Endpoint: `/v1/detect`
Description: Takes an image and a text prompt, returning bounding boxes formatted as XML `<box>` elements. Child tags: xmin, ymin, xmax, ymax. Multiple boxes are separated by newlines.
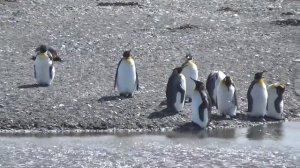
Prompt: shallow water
<box><xmin>0</xmin><ymin>122</ymin><xmax>299</xmax><ymax>167</ymax></box>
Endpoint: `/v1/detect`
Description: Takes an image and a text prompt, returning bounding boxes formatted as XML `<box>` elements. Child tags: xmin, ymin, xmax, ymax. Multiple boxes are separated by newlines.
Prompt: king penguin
<box><xmin>191</xmin><ymin>78</ymin><xmax>212</xmax><ymax>128</ymax></box>
<box><xmin>217</xmin><ymin>76</ymin><xmax>238</xmax><ymax>117</ymax></box>
<box><xmin>247</xmin><ymin>71</ymin><xmax>268</xmax><ymax>117</ymax></box>
<box><xmin>181</xmin><ymin>53</ymin><xmax>198</xmax><ymax>103</ymax></box>
<box><xmin>114</xmin><ymin>50</ymin><xmax>139</xmax><ymax>98</ymax></box>
<box><xmin>266</xmin><ymin>83</ymin><xmax>286</xmax><ymax>120</ymax></box>
<box><xmin>206</xmin><ymin>71</ymin><xmax>226</xmax><ymax>108</ymax></box>
<box><xmin>34</xmin><ymin>45</ymin><xmax>55</xmax><ymax>86</ymax></box>
<box><xmin>166</xmin><ymin>67</ymin><xmax>186</xmax><ymax>112</ymax></box>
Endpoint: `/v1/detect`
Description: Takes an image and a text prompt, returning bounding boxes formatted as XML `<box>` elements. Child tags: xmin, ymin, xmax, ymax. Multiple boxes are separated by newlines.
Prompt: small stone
<box><xmin>59</xmin><ymin>104</ymin><xmax>64</xmax><ymax>107</ymax></box>
<box><xmin>0</xmin><ymin>104</ymin><xmax>4</xmax><ymax>108</ymax></box>
<box><xmin>293</xmin><ymin>59</ymin><xmax>300</xmax><ymax>62</ymax></box>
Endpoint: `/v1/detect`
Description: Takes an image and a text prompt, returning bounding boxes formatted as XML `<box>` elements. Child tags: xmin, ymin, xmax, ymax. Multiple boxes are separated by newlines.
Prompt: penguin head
<box><xmin>223</xmin><ymin>76</ymin><xmax>233</xmax><ymax>87</ymax></box>
<box><xmin>274</xmin><ymin>83</ymin><xmax>286</xmax><ymax>95</ymax></box>
<box><xmin>254</xmin><ymin>71</ymin><xmax>266</xmax><ymax>80</ymax></box>
<box><xmin>185</xmin><ymin>53</ymin><xmax>193</xmax><ymax>61</ymax></box>
<box><xmin>38</xmin><ymin>45</ymin><xmax>47</xmax><ymax>53</ymax></box>
<box><xmin>173</xmin><ymin>67</ymin><xmax>183</xmax><ymax>74</ymax></box>
<box><xmin>190</xmin><ymin>77</ymin><xmax>205</xmax><ymax>91</ymax></box>
<box><xmin>123</xmin><ymin>50</ymin><xmax>131</xmax><ymax>58</ymax></box>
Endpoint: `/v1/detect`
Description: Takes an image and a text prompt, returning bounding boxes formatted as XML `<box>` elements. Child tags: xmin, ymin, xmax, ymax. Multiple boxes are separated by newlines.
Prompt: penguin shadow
<box><xmin>97</xmin><ymin>95</ymin><xmax>121</xmax><ymax>102</ymax></box>
<box><xmin>147</xmin><ymin>108</ymin><xmax>178</xmax><ymax>119</ymax></box>
<box><xmin>18</xmin><ymin>84</ymin><xmax>49</xmax><ymax>89</ymax></box>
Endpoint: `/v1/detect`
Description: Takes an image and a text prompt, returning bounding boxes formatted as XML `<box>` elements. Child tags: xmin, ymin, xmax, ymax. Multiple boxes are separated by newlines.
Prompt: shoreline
<box><xmin>0</xmin><ymin>117</ymin><xmax>298</xmax><ymax>136</ymax></box>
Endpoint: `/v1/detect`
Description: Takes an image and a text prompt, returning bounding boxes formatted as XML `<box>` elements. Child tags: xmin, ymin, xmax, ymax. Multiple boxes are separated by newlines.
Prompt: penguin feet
<box><xmin>119</xmin><ymin>93</ymin><xmax>133</xmax><ymax>98</ymax></box>
<box><xmin>38</xmin><ymin>83</ymin><xmax>50</xmax><ymax>87</ymax></box>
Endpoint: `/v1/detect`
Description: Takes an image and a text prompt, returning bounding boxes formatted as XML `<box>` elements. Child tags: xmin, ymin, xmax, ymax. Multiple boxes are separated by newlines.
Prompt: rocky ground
<box><xmin>0</xmin><ymin>0</ymin><xmax>299</xmax><ymax>133</ymax></box>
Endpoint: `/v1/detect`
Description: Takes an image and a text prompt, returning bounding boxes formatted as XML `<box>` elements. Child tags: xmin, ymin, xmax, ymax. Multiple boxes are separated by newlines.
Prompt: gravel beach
<box><xmin>0</xmin><ymin>0</ymin><xmax>299</xmax><ymax>133</ymax></box>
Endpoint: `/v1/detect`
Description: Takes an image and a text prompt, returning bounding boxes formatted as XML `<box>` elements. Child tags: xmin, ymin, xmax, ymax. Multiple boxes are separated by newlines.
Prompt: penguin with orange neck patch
<box><xmin>217</xmin><ymin>76</ymin><xmax>238</xmax><ymax>118</ymax></box>
<box><xmin>114</xmin><ymin>50</ymin><xmax>139</xmax><ymax>98</ymax></box>
<box><xmin>247</xmin><ymin>71</ymin><xmax>268</xmax><ymax>117</ymax></box>
<box><xmin>34</xmin><ymin>45</ymin><xmax>55</xmax><ymax>86</ymax></box>
<box><xmin>266</xmin><ymin>83</ymin><xmax>286</xmax><ymax>120</ymax></box>
<box><xmin>181</xmin><ymin>53</ymin><xmax>198</xmax><ymax>103</ymax></box>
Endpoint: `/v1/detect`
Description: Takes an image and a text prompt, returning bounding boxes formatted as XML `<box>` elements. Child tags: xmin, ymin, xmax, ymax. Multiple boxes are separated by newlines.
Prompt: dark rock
<box><xmin>281</xmin><ymin>12</ymin><xmax>294</xmax><ymax>16</ymax></box>
<box><xmin>167</xmin><ymin>24</ymin><xmax>199</xmax><ymax>32</ymax></box>
<box><xmin>217</xmin><ymin>7</ymin><xmax>239</xmax><ymax>13</ymax></box>
<box><xmin>271</xmin><ymin>19</ymin><xmax>300</xmax><ymax>26</ymax></box>
<box><xmin>97</xmin><ymin>2</ymin><xmax>141</xmax><ymax>7</ymax></box>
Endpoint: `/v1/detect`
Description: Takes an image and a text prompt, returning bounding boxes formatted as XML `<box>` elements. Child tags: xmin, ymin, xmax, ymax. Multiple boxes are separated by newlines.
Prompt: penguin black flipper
<box><xmin>274</xmin><ymin>90</ymin><xmax>283</xmax><ymax>113</ymax></box>
<box><xmin>233</xmin><ymin>87</ymin><xmax>238</xmax><ymax>110</ymax></box>
<box><xmin>178</xmin><ymin>83</ymin><xmax>186</xmax><ymax>104</ymax></box>
<box><xmin>49</xmin><ymin>64</ymin><xmax>53</xmax><ymax>79</ymax></box>
<box><xmin>47</xmin><ymin>47</ymin><xmax>61</xmax><ymax>61</ymax></box>
<box><xmin>247</xmin><ymin>81</ymin><xmax>256</xmax><ymax>112</ymax></box>
<box><xmin>199</xmin><ymin>103</ymin><xmax>205</xmax><ymax>122</ymax></box>
<box><xmin>34</xmin><ymin>65</ymin><xmax>36</xmax><ymax>79</ymax></box>
<box><xmin>206</xmin><ymin>73</ymin><xmax>217</xmax><ymax>106</ymax></box>
<box><xmin>198</xmin><ymin>91</ymin><xmax>208</xmax><ymax>122</ymax></box>
<box><xmin>114</xmin><ymin>59</ymin><xmax>122</xmax><ymax>89</ymax></box>
<box><xmin>136</xmin><ymin>71</ymin><xmax>139</xmax><ymax>90</ymax></box>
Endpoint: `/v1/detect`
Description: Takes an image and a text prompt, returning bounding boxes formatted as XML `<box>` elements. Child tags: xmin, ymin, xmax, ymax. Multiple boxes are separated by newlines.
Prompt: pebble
<box><xmin>0</xmin><ymin>104</ymin><xmax>4</xmax><ymax>108</ymax></box>
<box><xmin>293</xmin><ymin>59</ymin><xmax>300</xmax><ymax>62</ymax></box>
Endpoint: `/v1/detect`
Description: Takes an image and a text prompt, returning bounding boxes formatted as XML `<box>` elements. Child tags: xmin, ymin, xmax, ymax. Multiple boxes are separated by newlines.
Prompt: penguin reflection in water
<box><xmin>181</xmin><ymin>53</ymin><xmax>198</xmax><ymax>103</ymax></box>
<box><xmin>114</xmin><ymin>50</ymin><xmax>139</xmax><ymax>98</ymax></box>
<box><xmin>247</xmin><ymin>71</ymin><xmax>268</xmax><ymax>117</ymax></box>
<box><xmin>34</xmin><ymin>45</ymin><xmax>55</xmax><ymax>86</ymax></box>
<box><xmin>190</xmin><ymin>78</ymin><xmax>212</xmax><ymax>128</ymax></box>
<box><xmin>217</xmin><ymin>76</ymin><xmax>238</xmax><ymax>118</ymax></box>
<box><xmin>266</xmin><ymin>83</ymin><xmax>286</xmax><ymax>120</ymax></box>
<box><xmin>166</xmin><ymin>67</ymin><xmax>186</xmax><ymax>113</ymax></box>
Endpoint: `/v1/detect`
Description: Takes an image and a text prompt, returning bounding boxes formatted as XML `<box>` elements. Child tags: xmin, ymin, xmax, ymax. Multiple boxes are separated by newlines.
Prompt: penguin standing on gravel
<box><xmin>181</xmin><ymin>53</ymin><xmax>198</xmax><ymax>103</ymax></box>
<box><xmin>247</xmin><ymin>71</ymin><xmax>268</xmax><ymax>117</ymax></box>
<box><xmin>166</xmin><ymin>67</ymin><xmax>186</xmax><ymax>112</ymax></box>
<box><xmin>34</xmin><ymin>45</ymin><xmax>55</xmax><ymax>86</ymax></box>
<box><xmin>266</xmin><ymin>83</ymin><xmax>286</xmax><ymax>120</ymax></box>
<box><xmin>114</xmin><ymin>50</ymin><xmax>139</xmax><ymax>98</ymax></box>
<box><xmin>206</xmin><ymin>71</ymin><xmax>226</xmax><ymax>108</ymax></box>
<box><xmin>191</xmin><ymin>78</ymin><xmax>211</xmax><ymax>128</ymax></box>
<box><xmin>217</xmin><ymin>76</ymin><xmax>238</xmax><ymax>118</ymax></box>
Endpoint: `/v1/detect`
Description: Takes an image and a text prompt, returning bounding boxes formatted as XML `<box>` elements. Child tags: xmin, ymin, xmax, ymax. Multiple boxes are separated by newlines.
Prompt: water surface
<box><xmin>0</xmin><ymin>122</ymin><xmax>299</xmax><ymax>167</ymax></box>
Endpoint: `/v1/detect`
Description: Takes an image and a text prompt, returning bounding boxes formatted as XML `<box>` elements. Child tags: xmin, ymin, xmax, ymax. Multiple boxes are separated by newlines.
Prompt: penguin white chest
<box><xmin>192</xmin><ymin>91</ymin><xmax>209</xmax><ymax>128</ymax></box>
<box><xmin>217</xmin><ymin>85</ymin><xmax>237</xmax><ymax>116</ymax></box>
<box><xmin>182</xmin><ymin>66</ymin><xmax>198</xmax><ymax>99</ymax></box>
<box><xmin>213</xmin><ymin>72</ymin><xmax>226</xmax><ymax>105</ymax></box>
<box><xmin>117</xmin><ymin>61</ymin><xmax>136</xmax><ymax>94</ymax></box>
<box><xmin>250</xmin><ymin>84</ymin><xmax>268</xmax><ymax>116</ymax></box>
<box><xmin>34</xmin><ymin>58</ymin><xmax>55</xmax><ymax>85</ymax></box>
<box><xmin>266</xmin><ymin>87</ymin><xmax>284</xmax><ymax>119</ymax></box>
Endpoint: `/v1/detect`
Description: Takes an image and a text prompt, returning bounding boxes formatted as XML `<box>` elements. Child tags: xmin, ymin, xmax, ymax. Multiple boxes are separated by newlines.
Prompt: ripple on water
<box><xmin>0</xmin><ymin>122</ymin><xmax>300</xmax><ymax>167</ymax></box>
